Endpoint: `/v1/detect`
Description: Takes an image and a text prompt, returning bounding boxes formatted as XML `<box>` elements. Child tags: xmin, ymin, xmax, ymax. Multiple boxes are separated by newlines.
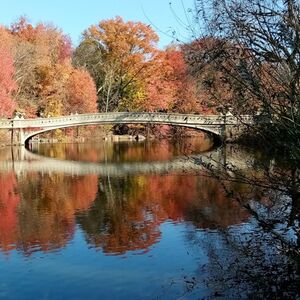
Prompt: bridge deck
<box><xmin>0</xmin><ymin>112</ymin><xmax>257</xmax><ymax>129</ymax></box>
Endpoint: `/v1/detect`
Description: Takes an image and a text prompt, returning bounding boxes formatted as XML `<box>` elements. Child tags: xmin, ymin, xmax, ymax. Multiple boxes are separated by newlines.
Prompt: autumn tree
<box><xmin>187</xmin><ymin>2</ymin><xmax>300</xmax><ymax>217</ymax></box>
<box><xmin>183</xmin><ymin>38</ymin><xmax>244</xmax><ymax>114</ymax></box>
<box><xmin>8</xmin><ymin>18</ymin><xmax>71</xmax><ymax>116</ymax></box>
<box><xmin>73</xmin><ymin>16</ymin><xmax>159</xmax><ymax>112</ymax></box>
<box><xmin>164</xmin><ymin>48</ymin><xmax>200</xmax><ymax>113</ymax></box>
<box><xmin>66</xmin><ymin>68</ymin><xmax>98</xmax><ymax>114</ymax></box>
<box><xmin>0</xmin><ymin>18</ymin><xmax>98</xmax><ymax>120</ymax></box>
<box><xmin>0</xmin><ymin>27</ymin><xmax>16</xmax><ymax>117</ymax></box>
<box><xmin>140</xmin><ymin>46</ymin><xmax>211</xmax><ymax>116</ymax></box>
<box><xmin>141</xmin><ymin>49</ymin><xmax>179</xmax><ymax>112</ymax></box>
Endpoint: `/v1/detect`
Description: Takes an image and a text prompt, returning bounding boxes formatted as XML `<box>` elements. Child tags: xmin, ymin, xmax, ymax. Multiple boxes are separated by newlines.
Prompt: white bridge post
<box><xmin>19</xmin><ymin>128</ymin><xmax>25</xmax><ymax>146</ymax></box>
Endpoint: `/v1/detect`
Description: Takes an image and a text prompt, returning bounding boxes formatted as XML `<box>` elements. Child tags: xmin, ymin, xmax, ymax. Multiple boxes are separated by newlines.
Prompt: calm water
<box><xmin>0</xmin><ymin>138</ymin><xmax>296</xmax><ymax>299</ymax></box>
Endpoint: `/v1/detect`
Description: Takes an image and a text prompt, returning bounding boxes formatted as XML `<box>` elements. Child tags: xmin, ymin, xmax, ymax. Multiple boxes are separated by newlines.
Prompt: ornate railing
<box><xmin>0</xmin><ymin>112</ymin><xmax>261</xmax><ymax>129</ymax></box>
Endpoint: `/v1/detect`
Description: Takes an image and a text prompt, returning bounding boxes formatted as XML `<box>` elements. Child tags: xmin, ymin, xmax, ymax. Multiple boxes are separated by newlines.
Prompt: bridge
<box><xmin>0</xmin><ymin>112</ymin><xmax>266</xmax><ymax>145</ymax></box>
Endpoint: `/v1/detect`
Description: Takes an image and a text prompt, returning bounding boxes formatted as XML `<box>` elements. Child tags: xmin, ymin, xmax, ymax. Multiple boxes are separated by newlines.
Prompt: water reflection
<box><xmin>0</xmin><ymin>172</ymin><xmax>20</xmax><ymax>252</ymax></box>
<box><xmin>1</xmin><ymin>138</ymin><xmax>297</xmax><ymax>299</ymax></box>
<box><xmin>31</xmin><ymin>137</ymin><xmax>213</xmax><ymax>162</ymax></box>
<box><xmin>77</xmin><ymin>174</ymin><xmax>249</xmax><ymax>255</ymax></box>
<box><xmin>0</xmin><ymin>139</ymin><xmax>249</xmax><ymax>256</ymax></box>
<box><xmin>0</xmin><ymin>171</ymin><xmax>98</xmax><ymax>254</ymax></box>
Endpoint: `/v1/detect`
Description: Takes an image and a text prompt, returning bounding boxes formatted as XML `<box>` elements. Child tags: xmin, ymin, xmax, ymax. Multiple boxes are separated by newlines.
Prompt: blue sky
<box><xmin>0</xmin><ymin>0</ymin><xmax>197</xmax><ymax>48</ymax></box>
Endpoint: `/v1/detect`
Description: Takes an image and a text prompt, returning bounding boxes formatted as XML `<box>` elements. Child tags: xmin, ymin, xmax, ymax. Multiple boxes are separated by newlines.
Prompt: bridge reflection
<box><xmin>0</xmin><ymin>144</ymin><xmax>250</xmax><ymax>177</ymax></box>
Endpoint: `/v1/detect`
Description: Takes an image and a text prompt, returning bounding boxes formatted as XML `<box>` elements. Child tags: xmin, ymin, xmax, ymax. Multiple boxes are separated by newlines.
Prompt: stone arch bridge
<box><xmin>0</xmin><ymin>112</ymin><xmax>264</xmax><ymax>145</ymax></box>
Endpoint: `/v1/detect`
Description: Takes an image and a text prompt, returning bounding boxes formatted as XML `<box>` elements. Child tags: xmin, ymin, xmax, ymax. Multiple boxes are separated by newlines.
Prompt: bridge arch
<box><xmin>21</xmin><ymin>119</ymin><xmax>223</xmax><ymax>145</ymax></box>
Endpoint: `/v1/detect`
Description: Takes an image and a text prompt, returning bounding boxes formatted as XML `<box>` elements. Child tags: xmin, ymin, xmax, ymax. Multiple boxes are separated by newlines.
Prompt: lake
<box><xmin>0</xmin><ymin>137</ymin><xmax>298</xmax><ymax>299</ymax></box>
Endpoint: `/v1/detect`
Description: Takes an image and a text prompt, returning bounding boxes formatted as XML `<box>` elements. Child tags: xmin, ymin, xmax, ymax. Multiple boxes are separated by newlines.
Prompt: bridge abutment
<box><xmin>9</xmin><ymin>128</ymin><xmax>26</xmax><ymax>146</ymax></box>
<box><xmin>19</xmin><ymin>128</ymin><xmax>25</xmax><ymax>146</ymax></box>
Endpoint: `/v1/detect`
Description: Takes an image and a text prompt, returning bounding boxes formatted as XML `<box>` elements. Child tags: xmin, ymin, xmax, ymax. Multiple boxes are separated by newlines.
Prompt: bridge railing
<box><xmin>0</xmin><ymin>112</ymin><xmax>261</xmax><ymax>129</ymax></box>
<box><xmin>0</xmin><ymin>119</ymin><xmax>13</xmax><ymax>128</ymax></box>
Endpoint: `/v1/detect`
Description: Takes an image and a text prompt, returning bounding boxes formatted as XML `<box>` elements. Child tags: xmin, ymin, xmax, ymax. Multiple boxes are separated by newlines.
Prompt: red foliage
<box><xmin>142</xmin><ymin>50</ymin><xmax>178</xmax><ymax>111</ymax></box>
<box><xmin>11</xmin><ymin>18</ymin><xmax>72</xmax><ymax>62</ymax></box>
<box><xmin>66</xmin><ymin>69</ymin><xmax>98</xmax><ymax>113</ymax></box>
<box><xmin>0</xmin><ymin>45</ymin><xmax>16</xmax><ymax>117</ymax></box>
<box><xmin>143</xmin><ymin>47</ymin><xmax>210</xmax><ymax>114</ymax></box>
<box><xmin>58</xmin><ymin>34</ymin><xmax>72</xmax><ymax>63</ymax></box>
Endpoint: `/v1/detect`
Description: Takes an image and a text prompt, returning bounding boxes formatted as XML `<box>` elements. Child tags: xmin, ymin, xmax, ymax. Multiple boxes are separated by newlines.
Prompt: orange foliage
<box><xmin>143</xmin><ymin>47</ymin><xmax>212</xmax><ymax>114</ymax></box>
<box><xmin>0</xmin><ymin>28</ymin><xmax>16</xmax><ymax>117</ymax></box>
<box><xmin>88</xmin><ymin>16</ymin><xmax>158</xmax><ymax>68</ymax></box>
<box><xmin>10</xmin><ymin>17</ymin><xmax>71</xmax><ymax>65</ymax></box>
<box><xmin>0</xmin><ymin>17</ymin><xmax>98</xmax><ymax>118</ymax></box>
<box><xmin>0</xmin><ymin>17</ymin><xmax>224</xmax><ymax>118</ymax></box>
<box><xmin>83</xmin><ymin>16</ymin><xmax>159</xmax><ymax>111</ymax></box>
<box><xmin>66</xmin><ymin>69</ymin><xmax>98</xmax><ymax>113</ymax></box>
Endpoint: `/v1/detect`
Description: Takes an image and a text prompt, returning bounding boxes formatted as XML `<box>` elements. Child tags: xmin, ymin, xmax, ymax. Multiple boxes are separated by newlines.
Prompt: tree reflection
<box><xmin>184</xmin><ymin>213</ymin><xmax>299</xmax><ymax>298</ymax></box>
<box><xmin>32</xmin><ymin>136</ymin><xmax>213</xmax><ymax>163</ymax></box>
<box><xmin>177</xmin><ymin>148</ymin><xmax>300</xmax><ymax>298</ymax></box>
<box><xmin>76</xmin><ymin>176</ymin><xmax>162</xmax><ymax>254</ymax></box>
<box><xmin>0</xmin><ymin>142</ymin><xmax>252</xmax><ymax>257</ymax></box>
<box><xmin>0</xmin><ymin>172</ymin><xmax>20</xmax><ymax>252</ymax></box>
<box><xmin>77</xmin><ymin>173</ymin><xmax>249</xmax><ymax>255</ymax></box>
<box><xmin>0</xmin><ymin>172</ymin><xmax>98</xmax><ymax>254</ymax></box>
